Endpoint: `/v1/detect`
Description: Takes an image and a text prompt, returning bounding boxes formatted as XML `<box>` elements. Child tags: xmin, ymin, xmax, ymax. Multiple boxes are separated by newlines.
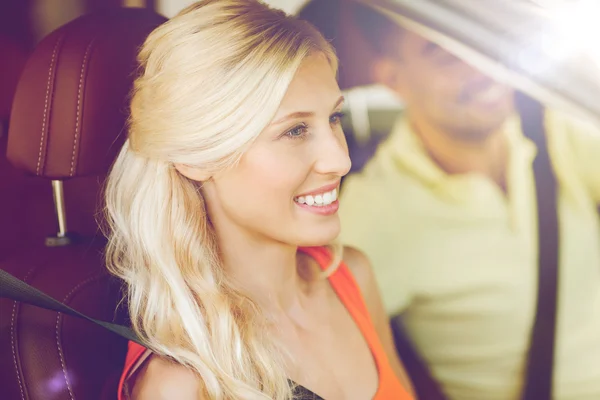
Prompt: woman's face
<box><xmin>202</xmin><ymin>53</ymin><xmax>351</xmax><ymax>247</ymax></box>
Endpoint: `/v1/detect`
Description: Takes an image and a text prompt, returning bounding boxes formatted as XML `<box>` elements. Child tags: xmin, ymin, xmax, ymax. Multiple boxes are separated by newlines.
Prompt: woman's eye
<box><xmin>330</xmin><ymin>112</ymin><xmax>345</xmax><ymax>125</ymax></box>
<box><xmin>281</xmin><ymin>113</ymin><xmax>344</xmax><ymax>141</ymax></box>
<box><xmin>284</xmin><ymin>124</ymin><xmax>308</xmax><ymax>139</ymax></box>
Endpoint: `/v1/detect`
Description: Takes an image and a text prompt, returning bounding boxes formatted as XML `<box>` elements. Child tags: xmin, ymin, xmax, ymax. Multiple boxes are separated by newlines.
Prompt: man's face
<box><xmin>376</xmin><ymin>31</ymin><xmax>514</xmax><ymax>141</ymax></box>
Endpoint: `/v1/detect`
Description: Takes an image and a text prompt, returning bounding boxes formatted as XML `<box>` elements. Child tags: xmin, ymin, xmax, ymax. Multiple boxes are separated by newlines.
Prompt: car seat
<box><xmin>0</xmin><ymin>8</ymin><xmax>165</xmax><ymax>400</ymax></box>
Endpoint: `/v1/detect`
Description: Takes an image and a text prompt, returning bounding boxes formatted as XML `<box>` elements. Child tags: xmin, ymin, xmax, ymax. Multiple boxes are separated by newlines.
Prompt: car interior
<box><xmin>0</xmin><ymin>2</ymin><xmax>401</xmax><ymax>398</ymax></box>
<box><xmin>2</xmin><ymin>1</ymin><xmax>597</xmax><ymax>400</ymax></box>
<box><xmin>0</xmin><ymin>3</ymin><xmax>416</xmax><ymax>398</ymax></box>
<box><xmin>0</xmin><ymin>7</ymin><xmax>168</xmax><ymax>399</ymax></box>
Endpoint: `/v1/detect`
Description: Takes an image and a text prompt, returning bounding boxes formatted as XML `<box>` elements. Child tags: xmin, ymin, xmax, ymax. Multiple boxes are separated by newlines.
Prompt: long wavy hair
<box><xmin>104</xmin><ymin>0</ymin><xmax>339</xmax><ymax>398</ymax></box>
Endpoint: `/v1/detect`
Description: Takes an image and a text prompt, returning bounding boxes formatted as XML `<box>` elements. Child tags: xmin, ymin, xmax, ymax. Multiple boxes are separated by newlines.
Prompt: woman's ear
<box><xmin>174</xmin><ymin>164</ymin><xmax>211</xmax><ymax>182</ymax></box>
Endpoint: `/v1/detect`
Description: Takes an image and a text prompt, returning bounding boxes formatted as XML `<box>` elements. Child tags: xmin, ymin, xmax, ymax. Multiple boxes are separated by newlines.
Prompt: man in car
<box><xmin>337</xmin><ymin>3</ymin><xmax>600</xmax><ymax>399</ymax></box>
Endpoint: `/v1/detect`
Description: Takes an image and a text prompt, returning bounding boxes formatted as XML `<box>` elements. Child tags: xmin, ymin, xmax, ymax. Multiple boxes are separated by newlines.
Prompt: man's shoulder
<box><xmin>545</xmin><ymin>109</ymin><xmax>600</xmax><ymax>144</ymax></box>
<box><xmin>342</xmin><ymin>150</ymin><xmax>422</xmax><ymax>199</ymax></box>
<box><xmin>339</xmin><ymin>170</ymin><xmax>428</xmax><ymax>249</ymax></box>
<box><xmin>341</xmin><ymin>159</ymin><xmax>431</xmax><ymax>220</ymax></box>
<box><xmin>545</xmin><ymin>109</ymin><xmax>600</xmax><ymax>170</ymax></box>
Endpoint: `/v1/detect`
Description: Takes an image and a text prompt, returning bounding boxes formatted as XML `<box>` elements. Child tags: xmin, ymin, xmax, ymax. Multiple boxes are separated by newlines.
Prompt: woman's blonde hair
<box><xmin>104</xmin><ymin>0</ymin><xmax>339</xmax><ymax>398</ymax></box>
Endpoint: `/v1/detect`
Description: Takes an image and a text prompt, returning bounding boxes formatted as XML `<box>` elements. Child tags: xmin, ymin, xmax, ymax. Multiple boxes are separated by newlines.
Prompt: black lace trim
<box><xmin>289</xmin><ymin>379</ymin><xmax>325</xmax><ymax>400</ymax></box>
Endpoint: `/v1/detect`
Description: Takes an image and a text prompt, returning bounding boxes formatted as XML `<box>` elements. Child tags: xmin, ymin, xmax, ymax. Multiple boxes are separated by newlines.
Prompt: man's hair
<box><xmin>350</xmin><ymin>1</ymin><xmax>405</xmax><ymax>58</ymax></box>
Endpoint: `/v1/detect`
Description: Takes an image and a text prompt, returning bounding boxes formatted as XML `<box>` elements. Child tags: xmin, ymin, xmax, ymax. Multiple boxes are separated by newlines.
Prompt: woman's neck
<box><xmin>216</xmin><ymin>229</ymin><xmax>312</xmax><ymax>314</ymax></box>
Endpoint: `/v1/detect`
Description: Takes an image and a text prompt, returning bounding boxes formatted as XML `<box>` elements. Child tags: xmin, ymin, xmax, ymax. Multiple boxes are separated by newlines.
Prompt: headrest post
<box><xmin>46</xmin><ymin>180</ymin><xmax>72</xmax><ymax>247</ymax></box>
<box><xmin>52</xmin><ymin>180</ymin><xmax>68</xmax><ymax>237</ymax></box>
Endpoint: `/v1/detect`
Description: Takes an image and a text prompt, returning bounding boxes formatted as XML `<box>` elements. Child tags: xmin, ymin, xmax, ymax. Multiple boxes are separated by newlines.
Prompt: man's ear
<box><xmin>334</xmin><ymin>2</ymin><xmax>381</xmax><ymax>89</ymax></box>
<box><xmin>174</xmin><ymin>163</ymin><xmax>211</xmax><ymax>182</ymax></box>
<box><xmin>372</xmin><ymin>57</ymin><xmax>408</xmax><ymax>98</ymax></box>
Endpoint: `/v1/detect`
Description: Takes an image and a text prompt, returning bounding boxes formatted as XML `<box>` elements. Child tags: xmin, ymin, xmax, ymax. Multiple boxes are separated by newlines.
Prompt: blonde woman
<box><xmin>107</xmin><ymin>0</ymin><xmax>414</xmax><ymax>399</ymax></box>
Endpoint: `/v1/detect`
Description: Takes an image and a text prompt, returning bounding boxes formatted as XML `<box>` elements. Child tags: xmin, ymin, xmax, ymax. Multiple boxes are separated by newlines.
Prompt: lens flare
<box><xmin>540</xmin><ymin>0</ymin><xmax>600</xmax><ymax>67</ymax></box>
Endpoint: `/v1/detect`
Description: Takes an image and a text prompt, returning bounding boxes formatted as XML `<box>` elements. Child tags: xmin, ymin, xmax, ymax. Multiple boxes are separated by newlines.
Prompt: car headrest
<box><xmin>7</xmin><ymin>8</ymin><xmax>166</xmax><ymax>180</ymax></box>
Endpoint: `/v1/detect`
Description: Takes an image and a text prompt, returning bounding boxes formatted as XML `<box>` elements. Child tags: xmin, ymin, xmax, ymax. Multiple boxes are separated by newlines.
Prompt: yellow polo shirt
<box><xmin>339</xmin><ymin>110</ymin><xmax>600</xmax><ymax>400</ymax></box>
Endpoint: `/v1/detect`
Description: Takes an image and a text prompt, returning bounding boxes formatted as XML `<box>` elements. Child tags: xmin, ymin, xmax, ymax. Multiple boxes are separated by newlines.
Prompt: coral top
<box><xmin>118</xmin><ymin>246</ymin><xmax>413</xmax><ymax>399</ymax></box>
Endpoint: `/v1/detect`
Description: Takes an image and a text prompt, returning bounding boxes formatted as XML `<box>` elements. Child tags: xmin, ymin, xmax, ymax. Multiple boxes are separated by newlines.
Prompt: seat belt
<box><xmin>0</xmin><ymin>268</ymin><xmax>143</xmax><ymax>346</ymax></box>
<box><xmin>516</xmin><ymin>93</ymin><xmax>560</xmax><ymax>400</ymax></box>
<box><xmin>0</xmin><ymin>267</ymin><xmax>327</xmax><ymax>399</ymax></box>
<box><xmin>391</xmin><ymin>318</ymin><xmax>447</xmax><ymax>400</ymax></box>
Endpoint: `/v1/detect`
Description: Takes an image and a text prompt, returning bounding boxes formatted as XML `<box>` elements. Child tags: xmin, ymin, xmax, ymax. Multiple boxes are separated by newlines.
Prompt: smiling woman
<box><xmin>104</xmin><ymin>0</ymin><xmax>414</xmax><ymax>399</ymax></box>
<box><xmin>175</xmin><ymin>53</ymin><xmax>351</xmax><ymax>250</ymax></box>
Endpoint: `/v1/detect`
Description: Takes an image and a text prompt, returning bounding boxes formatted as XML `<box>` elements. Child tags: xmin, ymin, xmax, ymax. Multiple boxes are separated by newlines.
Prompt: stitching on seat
<box><xmin>70</xmin><ymin>39</ymin><xmax>95</xmax><ymax>177</ymax></box>
<box><xmin>11</xmin><ymin>267</ymin><xmax>38</xmax><ymax>400</ymax></box>
<box><xmin>55</xmin><ymin>273</ymin><xmax>107</xmax><ymax>400</ymax></box>
<box><xmin>37</xmin><ymin>34</ymin><xmax>65</xmax><ymax>176</ymax></box>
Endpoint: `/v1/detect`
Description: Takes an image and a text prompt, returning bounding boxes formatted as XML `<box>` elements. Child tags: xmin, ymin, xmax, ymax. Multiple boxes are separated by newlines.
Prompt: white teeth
<box><xmin>294</xmin><ymin>188</ymin><xmax>338</xmax><ymax>207</ymax></box>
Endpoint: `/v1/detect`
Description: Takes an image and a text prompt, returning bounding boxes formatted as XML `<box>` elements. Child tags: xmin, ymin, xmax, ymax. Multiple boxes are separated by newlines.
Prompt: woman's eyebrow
<box><xmin>271</xmin><ymin>111</ymin><xmax>314</xmax><ymax>125</ymax></box>
<box><xmin>271</xmin><ymin>95</ymin><xmax>345</xmax><ymax>126</ymax></box>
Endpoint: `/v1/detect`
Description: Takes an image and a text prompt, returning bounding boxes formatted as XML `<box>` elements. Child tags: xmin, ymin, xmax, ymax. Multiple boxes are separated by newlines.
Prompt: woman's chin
<box><xmin>295</xmin><ymin>223</ymin><xmax>341</xmax><ymax>248</ymax></box>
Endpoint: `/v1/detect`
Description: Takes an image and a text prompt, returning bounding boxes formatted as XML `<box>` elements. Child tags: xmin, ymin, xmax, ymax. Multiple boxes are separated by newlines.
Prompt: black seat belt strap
<box><xmin>517</xmin><ymin>92</ymin><xmax>560</xmax><ymax>400</ymax></box>
<box><xmin>0</xmin><ymin>268</ymin><xmax>329</xmax><ymax>398</ymax></box>
<box><xmin>0</xmin><ymin>268</ymin><xmax>143</xmax><ymax>346</ymax></box>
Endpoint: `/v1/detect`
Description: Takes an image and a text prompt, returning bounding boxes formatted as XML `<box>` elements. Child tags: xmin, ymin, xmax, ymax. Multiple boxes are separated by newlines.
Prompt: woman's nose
<box><xmin>313</xmin><ymin>127</ymin><xmax>352</xmax><ymax>177</ymax></box>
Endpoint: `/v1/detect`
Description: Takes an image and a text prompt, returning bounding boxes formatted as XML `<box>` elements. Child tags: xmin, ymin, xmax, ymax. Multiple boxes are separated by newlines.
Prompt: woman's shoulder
<box><xmin>130</xmin><ymin>354</ymin><xmax>204</xmax><ymax>400</ymax></box>
<box><xmin>340</xmin><ymin>245</ymin><xmax>389</xmax><ymax>322</ymax></box>
<box><xmin>342</xmin><ymin>245</ymin><xmax>375</xmax><ymax>295</ymax></box>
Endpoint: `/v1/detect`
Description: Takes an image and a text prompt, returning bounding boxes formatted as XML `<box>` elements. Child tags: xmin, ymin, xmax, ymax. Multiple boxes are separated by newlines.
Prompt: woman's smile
<box><xmin>294</xmin><ymin>181</ymin><xmax>340</xmax><ymax>216</ymax></box>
